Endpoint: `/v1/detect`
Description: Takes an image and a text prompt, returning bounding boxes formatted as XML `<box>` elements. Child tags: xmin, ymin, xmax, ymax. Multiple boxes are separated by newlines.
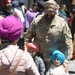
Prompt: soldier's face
<box><xmin>44</xmin><ymin>9</ymin><xmax>55</xmax><ymax>20</ymax></box>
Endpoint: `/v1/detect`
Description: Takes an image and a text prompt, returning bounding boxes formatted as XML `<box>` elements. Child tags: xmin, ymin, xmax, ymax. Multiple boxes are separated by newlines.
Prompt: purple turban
<box><xmin>0</xmin><ymin>16</ymin><xmax>23</xmax><ymax>41</ymax></box>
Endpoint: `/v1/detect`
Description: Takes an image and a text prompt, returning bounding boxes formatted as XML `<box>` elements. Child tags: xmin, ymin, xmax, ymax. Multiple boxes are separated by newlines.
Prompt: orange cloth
<box><xmin>72</xmin><ymin>0</ymin><xmax>75</xmax><ymax>5</ymax></box>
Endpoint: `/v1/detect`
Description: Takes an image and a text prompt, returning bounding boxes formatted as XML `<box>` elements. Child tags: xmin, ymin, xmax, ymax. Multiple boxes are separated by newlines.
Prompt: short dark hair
<box><xmin>37</xmin><ymin>1</ymin><xmax>45</xmax><ymax>9</ymax></box>
<box><xmin>32</xmin><ymin>3</ymin><xmax>37</xmax><ymax>7</ymax></box>
<box><xmin>70</xmin><ymin>9</ymin><xmax>75</xmax><ymax>15</ymax></box>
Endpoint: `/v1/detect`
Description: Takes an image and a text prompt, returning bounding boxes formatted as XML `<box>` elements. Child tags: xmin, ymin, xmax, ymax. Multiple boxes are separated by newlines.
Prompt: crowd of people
<box><xmin>0</xmin><ymin>0</ymin><xmax>75</xmax><ymax>75</ymax></box>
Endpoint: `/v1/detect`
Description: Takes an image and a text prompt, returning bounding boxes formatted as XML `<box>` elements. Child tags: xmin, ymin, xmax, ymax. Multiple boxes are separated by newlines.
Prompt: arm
<box><xmin>63</xmin><ymin>59</ymin><xmax>69</xmax><ymax>73</ymax></box>
<box><xmin>0</xmin><ymin>16</ymin><xmax>4</xmax><ymax>20</ymax></box>
<box><xmin>25</xmin><ymin>19</ymin><xmax>36</xmax><ymax>43</ymax></box>
<box><xmin>62</xmin><ymin>21</ymin><xmax>73</xmax><ymax>73</ymax></box>
<box><xmin>62</xmin><ymin>21</ymin><xmax>73</xmax><ymax>60</ymax></box>
<box><xmin>46</xmin><ymin>65</ymin><xmax>54</xmax><ymax>75</ymax></box>
<box><xmin>26</xmin><ymin>52</ymin><xmax>40</xmax><ymax>75</ymax></box>
<box><xmin>0</xmin><ymin>50</ymin><xmax>10</xmax><ymax>71</ymax></box>
<box><xmin>25</xmin><ymin>12</ymin><xmax>30</xmax><ymax>29</ymax></box>
<box><xmin>39</xmin><ymin>57</ymin><xmax>46</xmax><ymax>75</ymax></box>
<box><xmin>14</xmin><ymin>8</ymin><xmax>24</xmax><ymax>22</ymax></box>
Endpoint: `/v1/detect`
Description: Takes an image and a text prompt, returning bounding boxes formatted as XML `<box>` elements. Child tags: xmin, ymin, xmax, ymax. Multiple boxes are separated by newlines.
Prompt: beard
<box><xmin>45</xmin><ymin>14</ymin><xmax>55</xmax><ymax>21</ymax></box>
<box><xmin>5</xmin><ymin>6</ymin><xmax>13</xmax><ymax>14</ymax></box>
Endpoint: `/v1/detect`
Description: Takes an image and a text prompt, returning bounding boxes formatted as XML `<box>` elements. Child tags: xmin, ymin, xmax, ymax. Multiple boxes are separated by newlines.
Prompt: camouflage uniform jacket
<box><xmin>25</xmin><ymin>14</ymin><xmax>73</xmax><ymax>61</ymax></box>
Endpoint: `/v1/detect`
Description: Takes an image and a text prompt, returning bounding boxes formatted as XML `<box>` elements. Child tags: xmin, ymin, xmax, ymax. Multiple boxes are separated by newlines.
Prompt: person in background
<box><xmin>26</xmin><ymin>43</ymin><xmax>46</xmax><ymax>75</ymax></box>
<box><xmin>25</xmin><ymin>3</ymin><xmax>39</xmax><ymax>31</ymax></box>
<box><xmin>0</xmin><ymin>15</ymin><xmax>4</xmax><ymax>20</ymax></box>
<box><xmin>60</xmin><ymin>4</ymin><xmax>67</xmax><ymax>16</ymax></box>
<box><xmin>0</xmin><ymin>15</ymin><xmax>40</xmax><ymax>75</ymax></box>
<box><xmin>12</xmin><ymin>0</ymin><xmax>25</xmax><ymax>23</ymax></box>
<box><xmin>24</xmin><ymin>5</ymin><xmax>28</xmax><ymax>14</ymax></box>
<box><xmin>46</xmin><ymin>50</ymin><xmax>69</xmax><ymax>75</ymax></box>
<box><xmin>68</xmin><ymin>9</ymin><xmax>75</xmax><ymax>29</ymax></box>
<box><xmin>56</xmin><ymin>4</ymin><xmax>68</xmax><ymax>24</ymax></box>
<box><xmin>0</xmin><ymin>0</ymin><xmax>13</xmax><ymax>17</ymax></box>
<box><xmin>72</xmin><ymin>0</ymin><xmax>75</xmax><ymax>9</ymax></box>
<box><xmin>36</xmin><ymin>0</ymin><xmax>45</xmax><ymax>16</ymax></box>
<box><xmin>12</xmin><ymin>0</ymin><xmax>25</xmax><ymax>50</ymax></box>
<box><xmin>25</xmin><ymin>0</ymin><xmax>73</xmax><ymax>71</ymax></box>
<box><xmin>19</xmin><ymin>0</ymin><xmax>27</xmax><ymax>32</ymax></box>
<box><xmin>0</xmin><ymin>0</ymin><xmax>13</xmax><ymax>49</ymax></box>
<box><xmin>19</xmin><ymin>0</ymin><xmax>25</xmax><ymax>15</ymax></box>
<box><xmin>70</xmin><ymin>9</ymin><xmax>75</xmax><ymax>41</ymax></box>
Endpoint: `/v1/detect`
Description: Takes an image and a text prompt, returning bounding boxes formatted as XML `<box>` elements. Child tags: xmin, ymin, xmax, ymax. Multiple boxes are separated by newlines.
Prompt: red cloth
<box><xmin>26</xmin><ymin>43</ymin><xmax>39</xmax><ymax>52</ymax></box>
<box><xmin>2</xmin><ymin>0</ymin><xmax>12</xmax><ymax>6</ymax></box>
<box><xmin>69</xmin><ymin>18</ymin><xmax>73</xmax><ymax>23</ymax></box>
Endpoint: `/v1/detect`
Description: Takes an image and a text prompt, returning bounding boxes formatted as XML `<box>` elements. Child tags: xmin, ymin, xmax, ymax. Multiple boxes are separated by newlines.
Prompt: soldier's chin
<box><xmin>45</xmin><ymin>15</ymin><xmax>54</xmax><ymax>20</ymax></box>
<box><xmin>47</xmin><ymin>16</ymin><xmax>51</xmax><ymax>20</ymax></box>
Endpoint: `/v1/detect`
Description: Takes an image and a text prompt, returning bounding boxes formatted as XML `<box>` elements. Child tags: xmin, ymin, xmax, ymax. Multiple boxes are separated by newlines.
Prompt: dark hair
<box><xmin>37</xmin><ymin>1</ymin><xmax>45</xmax><ymax>9</ymax></box>
<box><xmin>69</xmin><ymin>9</ymin><xmax>75</xmax><ymax>15</ymax></box>
<box><xmin>19</xmin><ymin>0</ymin><xmax>25</xmax><ymax>6</ymax></box>
<box><xmin>0</xmin><ymin>38</ymin><xmax>11</xmax><ymax>50</ymax></box>
<box><xmin>32</xmin><ymin>3</ymin><xmax>37</xmax><ymax>7</ymax></box>
<box><xmin>35</xmin><ymin>52</ymin><xmax>44</xmax><ymax>59</ymax></box>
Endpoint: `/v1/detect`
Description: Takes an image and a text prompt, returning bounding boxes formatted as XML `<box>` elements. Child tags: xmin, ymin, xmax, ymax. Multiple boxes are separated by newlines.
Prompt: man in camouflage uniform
<box><xmin>25</xmin><ymin>0</ymin><xmax>73</xmax><ymax>71</ymax></box>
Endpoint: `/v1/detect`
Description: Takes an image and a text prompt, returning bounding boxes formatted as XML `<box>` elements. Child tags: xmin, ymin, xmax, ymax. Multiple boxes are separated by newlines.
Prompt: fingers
<box><xmin>63</xmin><ymin>62</ymin><xmax>68</xmax><ymax>73</ymax></box>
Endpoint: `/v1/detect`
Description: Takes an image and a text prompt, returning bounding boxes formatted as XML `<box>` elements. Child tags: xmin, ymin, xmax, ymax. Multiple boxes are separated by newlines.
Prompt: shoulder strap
<box><xmin>10</xmin><ymin>50</ymin><xmax>26</xmax><ymax>75</ymax></box>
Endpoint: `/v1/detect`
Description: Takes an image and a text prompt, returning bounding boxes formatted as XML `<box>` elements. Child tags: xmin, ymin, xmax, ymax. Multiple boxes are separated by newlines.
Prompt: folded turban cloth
<box><xmin>12</xmin><ymin>0</ymin><xmax>19</xmax><ymax>7</ymax></box>
<box><xmin>19</xmin><ymin>0</ymin><xmax>25</xmax><ymax>5</ymax></box>
<box><xmin>26</xmin><ymin>43</ymin><xmax>39</xmax><ymax>53</ymax></box>
<box><xmin>45</xmin><ymin>0</ymin><xmax>57</xmax><ymax>11</ymax></box>
<box><xmin>2</xmin><ymin>0</ymin><xmax>12</xmax><ymax>6</ymax></box>
<box><xmin>51</xmin><ymin>50</ymin><xmax>66</xmax><ymax>64</ymax></box>
<box><xmin>0</xmin><ymin>16</ymin><xmax>23</xmax><ymax>41</ymax></box>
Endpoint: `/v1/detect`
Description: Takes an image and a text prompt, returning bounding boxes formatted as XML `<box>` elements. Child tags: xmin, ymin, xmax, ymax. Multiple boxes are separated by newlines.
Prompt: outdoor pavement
<box><xmin>68</xmin><ymin>59</ymin><xmax>75</xmax><ymax>75</ymax></box>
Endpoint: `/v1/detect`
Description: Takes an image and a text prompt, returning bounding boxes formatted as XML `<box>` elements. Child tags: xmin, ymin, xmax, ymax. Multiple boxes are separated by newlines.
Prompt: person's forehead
<box><xmin>29</xmin><ymin>48</ymin><xmax>35</xmax><ymax>51</ymax></box>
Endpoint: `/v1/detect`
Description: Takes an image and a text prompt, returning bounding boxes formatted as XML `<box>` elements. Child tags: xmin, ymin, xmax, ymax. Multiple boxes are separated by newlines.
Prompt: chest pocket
<box><xmin>36</xmin><ymin>23</ymin><xmax>63</xmax><ymax>41</ymax></box>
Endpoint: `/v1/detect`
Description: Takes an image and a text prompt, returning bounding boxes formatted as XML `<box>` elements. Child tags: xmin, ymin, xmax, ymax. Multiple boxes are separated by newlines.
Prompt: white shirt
<box><xmin>46</xmin><ymin>64</ymin><xmax>69</xmax><ymax>75</ymax></box>
<box><xmin>13</xmin><ymin>8</ymin><xmax>24</xmax><ymax>22</ymax></box>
